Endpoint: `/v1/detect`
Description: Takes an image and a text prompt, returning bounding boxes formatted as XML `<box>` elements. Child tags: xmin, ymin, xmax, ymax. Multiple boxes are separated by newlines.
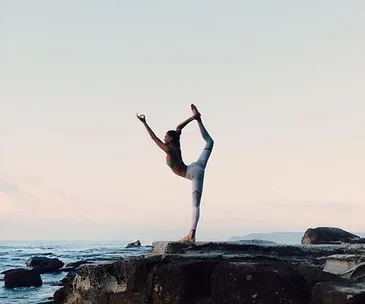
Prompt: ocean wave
<box><xmin>0</xmin><ymin>241</ymin><xmax>150</xmax><ymax>304</ymax></box>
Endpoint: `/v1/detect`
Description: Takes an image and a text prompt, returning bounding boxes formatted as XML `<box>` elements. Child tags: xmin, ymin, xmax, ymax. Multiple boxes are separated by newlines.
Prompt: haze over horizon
<box><xmin>1</xmin><ymin>1</ymin><xmax>364</xmax><ymax>242</ymax></box>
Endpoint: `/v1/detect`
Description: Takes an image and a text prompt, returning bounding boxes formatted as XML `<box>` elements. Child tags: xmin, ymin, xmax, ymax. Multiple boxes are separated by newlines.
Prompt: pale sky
<box><xmin>1</xmin><ymin>1</ymin><xmax>365</xmax><ymax>242</ymax></box>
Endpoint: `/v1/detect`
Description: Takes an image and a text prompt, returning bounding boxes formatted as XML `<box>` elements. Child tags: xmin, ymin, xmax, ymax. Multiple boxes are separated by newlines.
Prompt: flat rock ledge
<box><xmin>54</xmin><ymin>241</ymin><xmax>365</xmax><ymax>304</ymax></box>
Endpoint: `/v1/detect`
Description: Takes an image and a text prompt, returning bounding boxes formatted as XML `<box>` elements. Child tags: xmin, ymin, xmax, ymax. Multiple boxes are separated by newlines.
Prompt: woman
<box><xmin>136</xmin><ymin>104</ymin><xmax>214</xmax><ymax>243</ymax></box>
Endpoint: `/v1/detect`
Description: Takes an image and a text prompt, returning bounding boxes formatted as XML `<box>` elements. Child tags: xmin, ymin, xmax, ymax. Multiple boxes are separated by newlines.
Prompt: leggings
<box><xmin>184</xmin><ymin>121</ymin><xmax>214</xmax><ymax>229</ymax></box>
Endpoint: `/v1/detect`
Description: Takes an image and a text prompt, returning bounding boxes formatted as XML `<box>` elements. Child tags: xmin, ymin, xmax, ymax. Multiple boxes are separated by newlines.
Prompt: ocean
<box><xmin>0</xmin><ymin>241</ymin><xmax>151</xmax><ymax>304</ymax></box>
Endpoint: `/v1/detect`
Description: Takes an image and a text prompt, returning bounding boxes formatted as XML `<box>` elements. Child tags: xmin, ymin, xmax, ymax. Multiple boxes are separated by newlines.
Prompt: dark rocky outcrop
<box><xmin>53</xmin><ymin>241</ymin><xmax>365</xmax><ymax>304</ymax></box>
<box><xmin>26</xmin><ymin>256</ymin><xmax>54</xmax><ymax>266</ymax></box>
<box><xmin>2</xmin><ymin>256</ymin><xmax>65</xmax><ymax>288</ymax></box>
<box><xmin>4</xmin><ymin>268</ymin><xmax>42</xmax><ymax>288</ymax></box>
<box><xmin>126</xmin><ymin>240</ymin><xmax>141</xmax><ymax>248</ymax></box>
<box><xmin>211</xmin><ymin>261</ymin><xmax>311</xmax><ymax>304</ymax></box>
<box><xmin>26</xmin><ymin>256</ymin><xmax>65</xmax><ymax>273</ymax></box>
<box><xmin>310</xmin><ymin>281</ymin><xmax>365</xmax><ymax>304</ymax></box>
<box><xmin>150</xmin><ymin>259</ymin><xmax>219</xmax><ymax>303</ymax></box>
<box><xmin>302</xmin><ymin>227</ymin><xmax>361</xmax><ymax>245</ymax></box>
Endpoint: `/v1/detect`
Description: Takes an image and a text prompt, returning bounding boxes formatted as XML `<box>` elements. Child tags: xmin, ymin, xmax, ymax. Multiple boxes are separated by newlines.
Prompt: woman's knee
<box><xmin>206</xmin><ymin>138</ymin><xmax>214</xmax><ymax>150</ymax></box>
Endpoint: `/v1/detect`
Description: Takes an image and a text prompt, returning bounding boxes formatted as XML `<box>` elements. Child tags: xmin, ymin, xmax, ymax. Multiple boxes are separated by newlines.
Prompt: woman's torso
<box><xmin>166</xmin><ymin>146</ymin><xmax>187</xmax><ymax>177</ymax></box>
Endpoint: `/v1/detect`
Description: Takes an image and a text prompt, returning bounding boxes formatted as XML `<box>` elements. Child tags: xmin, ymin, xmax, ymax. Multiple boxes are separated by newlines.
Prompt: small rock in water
<box><xmin>126</xmin><ymin>240</ymin><xmax>141</xmax><ymax>248</ymax></box>
<box><xmin>4</xmin><ymin>268</ymin><xmax>42</xmax><ymax>288</ymax></box>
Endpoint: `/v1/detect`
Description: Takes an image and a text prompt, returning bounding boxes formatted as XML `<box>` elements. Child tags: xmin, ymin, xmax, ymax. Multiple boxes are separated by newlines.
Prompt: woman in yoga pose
<box><xmin>136</xmin><ymin>104</ymin><xmax>214</xmax><ymax>242</ymax></box>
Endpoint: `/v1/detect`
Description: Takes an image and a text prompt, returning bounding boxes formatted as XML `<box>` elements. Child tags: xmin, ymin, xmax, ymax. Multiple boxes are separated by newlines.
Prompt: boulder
<box><xmin>26</xmin><ymin>256</ymin><xmax>54</xmax><ymax>266</ymax></box>
<box><xmin>341</xmin><ymin>263</ymin><xmax>365</xmax><ymax>281</ymax></box>
<box><xmin>26</xmin><ymin>256</ymin><xmax>64</xmax><ymax>274</ymax></box>
<box><xmin>302</xmin><ymin>227</ymin><xmax>360</xmax><ymax>245</ymax></box>
<box><xmin>4</xmin><ymin>268</ymin><xmax>42</xmax><ymax>288</ymax></box>
<box><xmin>126</xmin><ymin>240</ymin><xmax>141</xmax><ymax>248</ymax></box>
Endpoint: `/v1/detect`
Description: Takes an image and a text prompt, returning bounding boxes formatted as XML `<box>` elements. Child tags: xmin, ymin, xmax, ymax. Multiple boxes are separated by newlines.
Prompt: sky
<box><xmin>1</xmin><ymin>1</ymin><xmax>365</xmax><ymax>242</ymax></box>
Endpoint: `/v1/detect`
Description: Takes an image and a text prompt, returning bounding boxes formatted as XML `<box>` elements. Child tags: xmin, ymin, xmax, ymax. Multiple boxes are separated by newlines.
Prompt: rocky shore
<box><xmin>52</xmin><ymin>227</ymin><xmax>365</xmax><ymax>304</ymax></box>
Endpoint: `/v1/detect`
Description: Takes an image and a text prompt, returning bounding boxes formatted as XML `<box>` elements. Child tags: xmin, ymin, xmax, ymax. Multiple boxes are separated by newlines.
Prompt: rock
<box><xmin>126</xmin><ymin>240</ymin><xmax>141</xmax><ymax>248</ymax></box>
<box><xmin>26</xmin><ymin>256</ymin><xmax>53</xmax><ymax>266</ymax></box>
<box><xmin>66</xmin><ymin>260</ymin><xmax>92</xmax><ymax>268</ymax></box>
<box><xmin>54</xmin><ymin>255</ymin><xmax>163</xmax><ymax>304</ymax></box>
<box><xmin>211</xmin><ymin>261</ymin><xmax>311</xmax><ymax>304</ymax></box>
<box><xmin>4</xmin><ymin>268</ymin><xmax>42</xmax><ymax>288</ymax></box>
<box><xmin>302</xmin><ymin>227</ymin><xmax>360</xmax><ymax>245</ymax></box>
<box><xmin>150</xmin><ymin>241</ymin><xmax>365</xmax><ymax>268</ymax></box>
<box><xmin>53</xmin><ymin>241</ymin><xmax>365</xmax><ymax>304</ymax></box>
<box><xmin>347</xmin><ymin>238</ymin><xmax>365</xmax><ymax>244</ymax></box>
<box><xmin>26</xmin><ymin>257</ymin><xmax>64</xmax><ymax>274</ymax></box>
<box><xmin>323</xmin><ymin>254</ymin><xmax>365</xmax><ymax>275</ymax></box>
<box><xmin>341</xmin><ymin>263</ymin><xmax>365</xmax><ymax>281</ymax></box>
<box><xmin>311</xmin><ymin>281</ymin><xmax>365</xmax><ymax>304</ymax></box>
<box><xmin>294</xmin><ymin>266</ymin><xmax>348</xmax><ymax>292</ymax></box>
<box><xmin>150</xmin><ymin>259</ymin><xmax>219</xmax><ymax>303</ymax></box>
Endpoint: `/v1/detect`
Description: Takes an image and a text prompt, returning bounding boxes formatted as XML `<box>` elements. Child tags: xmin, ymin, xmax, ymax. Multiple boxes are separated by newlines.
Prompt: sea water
<box><xmin>0</xmin><ymin>241</ymin><xmax>151</xmax><ymax>304</ymax></box>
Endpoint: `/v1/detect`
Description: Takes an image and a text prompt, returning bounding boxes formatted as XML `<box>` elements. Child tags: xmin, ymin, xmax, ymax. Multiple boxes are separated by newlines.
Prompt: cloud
<box><xmin>0</xmin><ymin>175</ymin><xmax>141</xmax><ymax>240</ymax></box>
<box><xmin>0</xmin><ymin>176</ymin><xmax>118</xmax><ymax>222</ymax></box>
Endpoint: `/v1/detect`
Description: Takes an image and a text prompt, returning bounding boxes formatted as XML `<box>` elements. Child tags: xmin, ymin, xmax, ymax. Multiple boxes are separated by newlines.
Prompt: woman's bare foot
<box><xmin>177</xmin><ymin>229</ymin><xmax>196</xmax><ymax>243</ymax></box>
<box><xmin>177</xmin><ymin>234</ymin><xmax>195</xmax><ymax>243</ymax></box>
<box><xmin>191</xmin><ymin>104</ymin><xmax>201</xmax><ymax>121</ymax></box>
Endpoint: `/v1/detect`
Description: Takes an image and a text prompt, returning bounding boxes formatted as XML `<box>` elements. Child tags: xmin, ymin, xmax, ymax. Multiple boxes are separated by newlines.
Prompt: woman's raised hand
<box><xmin>136</xmin><ymin>113</ymin><xmax>146</xmax><ymax>123</ymax></box>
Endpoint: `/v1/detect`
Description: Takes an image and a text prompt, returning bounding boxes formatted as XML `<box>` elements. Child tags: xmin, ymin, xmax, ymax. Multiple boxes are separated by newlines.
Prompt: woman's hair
<box><xmin>166</xmin><ymin>130</ymin><xmax>181</xmax><ymax>148</ymax></box>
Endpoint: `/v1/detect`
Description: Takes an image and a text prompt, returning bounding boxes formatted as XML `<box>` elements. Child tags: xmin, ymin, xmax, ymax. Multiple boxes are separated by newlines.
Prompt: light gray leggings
<box><xmin>184</xmin><ymin>121</ymin><xmax>214</xmax><ymax>229</ymax></box>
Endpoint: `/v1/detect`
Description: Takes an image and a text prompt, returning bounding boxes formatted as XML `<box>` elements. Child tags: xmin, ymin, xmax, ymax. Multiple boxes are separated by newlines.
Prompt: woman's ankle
<box><xmin>189</xmin><ymin>229</ymin><xmax>196</xmax><ymax>238</ymax></box>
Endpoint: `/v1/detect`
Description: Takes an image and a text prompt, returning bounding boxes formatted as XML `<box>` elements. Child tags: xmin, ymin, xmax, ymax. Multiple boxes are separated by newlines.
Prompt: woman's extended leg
<box><xmin>191</xmin><ymin>104</ymin><xmax>214</xmax><ymax>168</ymax></box>
<box><xmin>196</xmin><ymin>125</ymin><xmax>214</xmax><ymax>169</ymax></box>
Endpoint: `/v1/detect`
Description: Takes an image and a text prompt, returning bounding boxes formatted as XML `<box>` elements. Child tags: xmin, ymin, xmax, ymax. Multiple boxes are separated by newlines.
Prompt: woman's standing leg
<box><xmin>178</xmin><ymin>104</ymin><xmax>214</xmax><ymax>243</ymax></box>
